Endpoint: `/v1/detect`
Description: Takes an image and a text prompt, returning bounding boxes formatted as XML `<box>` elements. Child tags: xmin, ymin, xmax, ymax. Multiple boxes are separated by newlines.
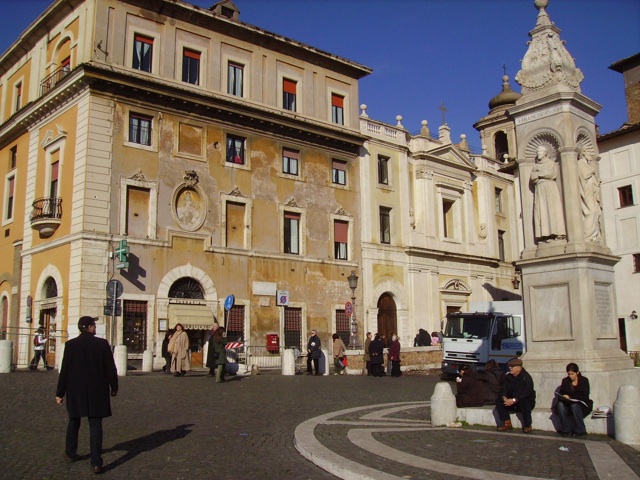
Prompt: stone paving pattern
<box><xmin>0</xmin><ymin>368</ymin><xmax>638</xmax><ymax>479</ymax></box>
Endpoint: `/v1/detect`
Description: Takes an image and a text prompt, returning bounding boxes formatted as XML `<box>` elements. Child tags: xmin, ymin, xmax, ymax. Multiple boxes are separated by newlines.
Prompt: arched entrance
<box><xmin>377</xmin><ymin>293</ymin><xmax>397</xmax><ymax>346</ymax></box>
<box><xmin>39</xmin><ymin>277</ymin><xmax>59</xmax><ymax>366</ymax></box>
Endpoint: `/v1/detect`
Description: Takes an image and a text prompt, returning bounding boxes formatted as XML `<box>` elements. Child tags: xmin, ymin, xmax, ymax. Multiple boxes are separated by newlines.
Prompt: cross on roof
<box><xmin>502</xmin><ymin>63</ymin><xmax>508</xmax><ymax>76</ymax></box>
<box><xmin>437</xmin><ymin>100</ymin><xmax>448</xmax><ymax>125</ymax></box>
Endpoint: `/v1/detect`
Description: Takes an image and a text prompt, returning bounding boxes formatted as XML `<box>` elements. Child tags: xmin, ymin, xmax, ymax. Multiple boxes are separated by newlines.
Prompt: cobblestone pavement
<box><xmin>1</xmin><ymin>369</ymin><xmax>638</xmax><ymax>479</ymax></box>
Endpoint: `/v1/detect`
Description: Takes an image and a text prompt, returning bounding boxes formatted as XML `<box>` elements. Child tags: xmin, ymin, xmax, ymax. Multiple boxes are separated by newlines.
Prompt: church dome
<box><xmin>489</xmin><ymin>75</ymin><xmax>522</xmax><ymax>111</ymax></box>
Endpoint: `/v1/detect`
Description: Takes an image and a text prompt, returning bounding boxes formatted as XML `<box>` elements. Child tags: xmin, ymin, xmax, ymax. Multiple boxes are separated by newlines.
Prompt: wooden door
<box><xmin>376</xmin><ymin>293</ymin><xmax>397</xmax><ymax>346</ymax></box>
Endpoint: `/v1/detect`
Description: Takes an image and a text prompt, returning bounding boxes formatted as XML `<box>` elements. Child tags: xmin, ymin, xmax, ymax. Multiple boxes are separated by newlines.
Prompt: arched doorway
<box><xmin>377</xmin><ymin>293</ymin><xmax>397</xmax><ymax>346</ymax></box>
<box><xmin>39</xmin><ymin>277</ymin><xmax>58</xmax><ymax>366</ymax></box>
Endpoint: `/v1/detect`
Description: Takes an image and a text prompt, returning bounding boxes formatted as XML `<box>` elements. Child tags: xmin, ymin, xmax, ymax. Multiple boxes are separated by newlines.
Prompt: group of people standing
<box><xmin>455</xmin><ymin>358</ymin><xmax>592</xmax><ymax>437</ymax></box>
<box><xmin>364</xmin><ymin>332</ymin><xmax>402</xmax><ymax>377</ymax></box>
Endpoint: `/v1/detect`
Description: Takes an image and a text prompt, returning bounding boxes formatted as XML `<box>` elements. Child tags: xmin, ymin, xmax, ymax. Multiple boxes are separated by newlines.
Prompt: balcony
<box><xmin>40</xmin><ymin>67</ymin><xmax>71</xmax><ymax>96</ymax></box>
<box><xmin>30</xmin><ymin>197</ymin><xmax>62</xmax><ymax>238</ymax></box>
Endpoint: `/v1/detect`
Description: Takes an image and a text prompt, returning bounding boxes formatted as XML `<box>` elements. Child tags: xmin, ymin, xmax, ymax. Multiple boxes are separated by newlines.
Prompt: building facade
<box><xmin>0</xmin><ymin>0</ymin><xmax>371</xmax><ymax>368</ymax></box>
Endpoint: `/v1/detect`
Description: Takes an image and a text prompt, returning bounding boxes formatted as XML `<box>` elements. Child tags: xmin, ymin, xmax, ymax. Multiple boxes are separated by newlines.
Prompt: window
<box><xmin>443</xmin><ymin>199</ymin><xmax>454</xmax><ymax>238</ymax></box>
<box><xmin>125</xmin><ymin>186</ymin><xmax>150</xmax><ymax>238</ymax></box>
<box><xmin>331</xmin><ymin>93</ymin><xmax>344</xmax><ymax>125</ymax></box>
<box><xmin>378</xmin><ymin>155</ymin><xmax>389</xmax><ymax>185</ymax></box>
<box><xmin>495</xmin><ymin>188</ymin><xmax>503</xmax><ymax>213</ymax></box>
<box><xmin>334</xmin><ymin>220</ymin><xmax>348</xmax><ymax>260</ymax></box>
<box><xmin>226</xmin><ymin>135</ymin><xmax>246</xmax><ymax>165</ymax></box>
<box><xmin>283</xmin><ymin>307</ymin><xmax>302</xmax><ymax>349</ymax></box>
<box><xmin>61</xmin><ymin>56</ymin><xmax>71</xmax><ymax>74</ymax></box>
<box><xmin>14</xmin><ymin>83</ymin><xmax>22</xmax><ymax>112</ymax></box>
<box><xmin>619</xmin><ymin>185</ymin><xmax>634</xmax><ymax>207</ymax></box>
<box><xmin>228</xmin><ymin>62</ymin><xmax>244</xmax><ymax>96</ymax></box>
<box><xmin>380</xmin><ymin>207</ymin><xmax>391</xmax><ymax>244</ymax></box>
<box><xmin>5</xmin><ymin>175</ymin><xmax>15</xmax><ymax>221</ymax></box>
<box><xmin>123</xmin><ymin>300</ymin><xmax>147</xmax><ymax>354</ymax></box>
<box><xmin>9</xmin><ymin>146</ymin><xmax>17</xmax><ymax>170</ymax></box>
<box><xmin>491</xmin><ymin>316</ymin><xmax>522</xmax><ymax>350</ymax></box>
<box><xmin>182</xmin><ymin>49</ymin><xmax>200</xmax><ymax>85</ymax></box>
<box><xmin>336</xmin><ymin>309</ymin><xmax>350</xmax><ymax>345</ymax></box>
<box><xmin>226</xmin><ymin>305</ymin><xmax>245</xmax><ymax>342</ymax></box>
<box><xmin>132</xmin><ymin>35</ymin><xmax>153</xmax><ymax>72</ymax></box>
<box><xmin>634</xmin><ymin>254</ymin><xmax>640</xmax><ymax>274</ymax></box>
<box><xmin>498</xmin><ymin>230</ymin><xmax>505</xmax><ymax>262</ymax></box>
<box><xmin>284</xmin><ymin>211</ymin><xmax>300</xmax><ymax>254</ymax></box>
<box><xmin>129</xmin><ymin>113</ymin><xmax>152</xmax><ymax>146</ymax></box>
<box><xmin>332</xmin><ymin>159</ymin><xmax>347</xmax><ymax>185</ymax></box>
<box><xmin>283</xmin><ymin>79</ymin><xmax>297</xmax><ymax>111</ymax></box>
<box><xmin>49</xmin><ymin>161</ymin><xmax>59</xmax><ymax>198</ymax></box>
<box><xmin>225</xmin><ymin>201</ymin><xmax>246</xmax><ymax>249</ymax></box>
<box><xmin>282</xmin><ymin>148</ymin><xmax>299</xmax><ymax>175</ymax></box>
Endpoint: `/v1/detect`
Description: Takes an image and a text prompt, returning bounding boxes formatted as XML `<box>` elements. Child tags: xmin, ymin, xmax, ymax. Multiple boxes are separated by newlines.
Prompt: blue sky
<box><xmin>1</xmin><ymin>0</ymin><xmax>639</xmax><ymax>153</ymax></box>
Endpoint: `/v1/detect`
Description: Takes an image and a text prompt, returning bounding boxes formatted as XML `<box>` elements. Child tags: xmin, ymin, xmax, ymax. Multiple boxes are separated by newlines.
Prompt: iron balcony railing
<box><xmin>30</xmin><ymin>197</ymin><xmax>62</xmax><ymax>222</ymax></box>
<box><xmin>40</xmin><ymin>66</ymin><xmax>71</xmax><ymax>96</ymax></box>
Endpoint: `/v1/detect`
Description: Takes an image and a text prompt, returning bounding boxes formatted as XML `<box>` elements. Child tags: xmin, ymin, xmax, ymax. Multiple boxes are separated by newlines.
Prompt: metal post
<box><xmin>347</xmin><ymin>269</ymin><xmax>361</xmax><ymax>349</ymax></box>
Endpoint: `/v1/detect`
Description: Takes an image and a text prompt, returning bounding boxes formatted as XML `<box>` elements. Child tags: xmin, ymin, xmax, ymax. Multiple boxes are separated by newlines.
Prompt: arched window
<box><xmin>494</xmin><ymin>131</ymin><xmax>509</xmax><ymax>162</ymax></box>
<box><xmin>168</xmin><ymin>277</ymin><xmax>204</xmax><ymax>299</ymax></box>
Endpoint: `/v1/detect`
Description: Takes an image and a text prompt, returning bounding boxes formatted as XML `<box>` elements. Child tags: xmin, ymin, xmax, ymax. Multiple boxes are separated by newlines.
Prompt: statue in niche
<box><xmin>176</xmin><ymin>189</ymin><xmax>202</xmax><ymax>229</ymax></box>
<box><xmin>530</xmin><ymin>145</ymin><xmax>566</xmax><ymax>242</ymax></box>
<box><xmin>577</xmin><ymin>149</ymin><xmax>601</xmax><ymax>242</ymax></box>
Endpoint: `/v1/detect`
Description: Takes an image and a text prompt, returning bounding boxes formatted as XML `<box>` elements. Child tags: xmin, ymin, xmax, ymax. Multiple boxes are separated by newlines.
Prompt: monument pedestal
<box><xmin>518</xmin><ymin>251</ymin><xmax>637</xmax><ymax>408</ymax></box>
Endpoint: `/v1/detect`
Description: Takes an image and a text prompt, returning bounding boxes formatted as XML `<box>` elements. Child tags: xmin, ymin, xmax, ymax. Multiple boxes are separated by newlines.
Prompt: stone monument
<box><xmin>511</xmin><ymin>0</ymin><xmax>638</xmax><ymax>410</ymax></box>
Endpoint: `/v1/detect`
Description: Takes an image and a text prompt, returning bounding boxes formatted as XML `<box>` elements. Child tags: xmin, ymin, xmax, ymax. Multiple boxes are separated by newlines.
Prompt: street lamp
<box><xmin>347</xmin><ymin>270</ymin><xmax>361</xmax><ymax>349</ymax></box>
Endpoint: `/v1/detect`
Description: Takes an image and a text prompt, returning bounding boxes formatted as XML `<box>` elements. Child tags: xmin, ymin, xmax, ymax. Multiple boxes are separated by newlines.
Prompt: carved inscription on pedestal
<box><xmin>594</xmin><ymin>283</ymin><xmax>616</xmax><ymax>338</ymax></box>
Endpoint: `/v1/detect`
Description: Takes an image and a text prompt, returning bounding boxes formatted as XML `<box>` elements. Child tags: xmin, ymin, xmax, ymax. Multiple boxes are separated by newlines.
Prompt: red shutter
<box><xmin>285</xmin><ymin>212</ymin><xmax>300</xmax><ymax>220</ymax></box>
<box><xmin>51</xmin><ymin>161</ymin><xmax>59</xmax><ymax>181</ymax></box>
<box><xmin>332</xmin><ymin>160</ymin><xmax>346</xmax><ymax>171</ymax></box>
<box><xmin>283</xmin><ymin>79</ymin><xmax>297</xmax><ymax>94</ymax></box>
<box><xmin>334</xmin><ymin>221</ymin><xmax>348</xmax><ymax>243</ymax></box>
<box><xmin>8</xmin><ymin>177</ymin><xmax>15</xmax><ymax>196</ymax></box>
<box><xmin>184</xmin><ymin>49</ymin><xmax>201</xmax><ymax>60</ymax></box>
<box><xmin>283</xmin><ymin>148</ymin><xmax>299</xmax><ymax>159</ymax></box>
<box><xmin>135</xmin><ymin>35</ymin><xmax>153</xmax><ymax>45</ymax></box>
<box><xmin>331</xmin><ymin>94</ymin><xmax>344</xmax><ymax>108</ymax></box>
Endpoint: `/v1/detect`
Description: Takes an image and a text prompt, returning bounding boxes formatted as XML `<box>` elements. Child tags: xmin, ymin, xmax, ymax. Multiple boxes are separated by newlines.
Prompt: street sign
<box><xmin>276</xmin><ymin>290</ymin><xmax>289</xmax><ymax>306</ymax></box>
<box><xmin>106</xmin><ymin>279</ymin><xmax>123</xmax><ymax>298</ymax></box>
<box><xmin>103</xmin><ymin>299</ymin><xmax>122</xmax><ymax>316</ymax></box>
<box><xmin>345</xmin><ymin>301</ymin><xmax>353</xmax><ymax>317</ymax></box>
<box><xmin>115</xmin><ymin>239</ymin><xmax>130</xmax><ymax>269</ymax></box>
<box><xmin>224</xmin><ymin>294</ymin><xmax>235</xmax><ymax>311</ymax></box>
<box><xmin>116</xmin><ymin>262</ymin><xmax>129</xmax><ymax>270</ymax></box>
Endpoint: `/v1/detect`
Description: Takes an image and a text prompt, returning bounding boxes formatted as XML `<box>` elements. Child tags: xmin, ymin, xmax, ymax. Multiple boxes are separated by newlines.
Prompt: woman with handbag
<box><xmin>332</xmin><ymin>333</ymin><xmax>347</xmax><ymax>375</ymax></box>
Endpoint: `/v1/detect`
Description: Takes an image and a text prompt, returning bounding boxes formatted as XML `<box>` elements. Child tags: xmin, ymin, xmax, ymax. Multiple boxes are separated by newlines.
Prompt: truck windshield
<box><xmin>444</xmin><ymin>316</ymin><xmax>492</xmax><ymax>339</ymax></box>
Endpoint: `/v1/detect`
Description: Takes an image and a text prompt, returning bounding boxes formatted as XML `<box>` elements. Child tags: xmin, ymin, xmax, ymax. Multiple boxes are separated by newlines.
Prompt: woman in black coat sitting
<box><xmin>555</xmin><ymin>362</ymin><xmax>592</xmax><ymax>437</ymax></box>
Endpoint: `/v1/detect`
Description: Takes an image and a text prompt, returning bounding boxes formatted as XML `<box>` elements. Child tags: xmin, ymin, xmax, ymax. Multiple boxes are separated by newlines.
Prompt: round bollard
<box><xmin>282</xmin><ymin>349</ymin><xmax>295</xmax><ymax>375</ymax></box>
<box><xmin>431</xmin><ymin>381</ymin><xmax>457</xmax><ymax>426</ymax></box>
<box><xmin>142</xmin><ymin>349</ymin><xmax>153</xmax><ymax>372</ymax></box>
<box><xmin>0</xmin><ymin>340</ymin><xmax>13</xmax><ymax>373</ymax></box>
<box><xmin>614</xmin><ymin>384</ymin><xmax>640</xmax><ymax>445</ymax></box>
<box><xmin>114</xmin><ymin>345</ymin><xmax>127</xmax><ymax>377</ymax></box>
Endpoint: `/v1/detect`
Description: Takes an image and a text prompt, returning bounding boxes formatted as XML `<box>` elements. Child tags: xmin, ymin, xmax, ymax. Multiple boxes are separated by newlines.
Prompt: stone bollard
<box><xmin>321</xmin><ymin>347</ymin><xmax>330</xmax><ymax>375</ymax></box>
<box><xmin>0</xmin><ymin>340</ymin><xmax>13</xmax><ymax>373</ymax></box>
<box><xmin>114</xmin><ymin>345</ymin><xmax>127</xmax><ymax>377</ymax></box>
<box><xmin>431</xmin><ymin>381</ymin><xmax>457</xmax><ymax>426</ymax></box>
<box><xmin>142</xmin><ymin>349</ymin><xmax>153</xmax><ymax>372</ymax></box>
<box><xmin>282</xmin><ymin>349</ymin><xmax>295</xmax><ymax>376</ymax></box>
<box><xmin>614</xmin><ymin>384</ymin><xmax>640</xmax><ymax>445</ymax></box>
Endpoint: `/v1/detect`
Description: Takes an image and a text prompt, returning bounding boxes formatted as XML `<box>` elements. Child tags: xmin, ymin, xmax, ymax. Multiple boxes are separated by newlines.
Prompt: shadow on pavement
<box><xmin>103</xmin><ymin>423</ymin><xmax>195</xmax><ymax>471</ymax></box>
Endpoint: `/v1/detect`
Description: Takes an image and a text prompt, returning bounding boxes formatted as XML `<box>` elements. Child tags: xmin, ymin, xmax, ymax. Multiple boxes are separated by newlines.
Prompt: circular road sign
<box><xmin>106</xmin><ymin>279</ymin><xmax>123</xmax><ymax>299</ymax></box>
<box><xmin>345</xmin><ymin>301</ymin><xmax>353</xmax><ymax>317</ymax></box>
<box><xmin>224</xmin><ymin>294</ymin><xmax>235</xmax><ymax>311</ymax></box>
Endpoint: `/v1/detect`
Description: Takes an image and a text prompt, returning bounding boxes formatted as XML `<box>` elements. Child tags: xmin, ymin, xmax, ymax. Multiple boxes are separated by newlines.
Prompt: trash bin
<box><xmin>266</xmin><ymin>333</ymin><xmax>279</xmax><ymax>354</ymax></box>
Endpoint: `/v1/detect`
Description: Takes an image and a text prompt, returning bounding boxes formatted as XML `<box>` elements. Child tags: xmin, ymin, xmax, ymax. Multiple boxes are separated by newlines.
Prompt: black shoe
<box><xmin>90</xmin><ymin>465</ymin><xmax>103</xmax><ymax>474</ymax></box>
<box><xmin>63</xmin><ymin>451</ymin><xmax>78</xmax><ymax>463</ymax></box>
<box><xmin>46</xmin><ymin>366</ymin><xmax>54</xmax><ymax>371</ymax></box>
<box><xmin>306</xmin><ymin>372</ymin><xmax>313</xmax><ymax>375</ymax></box>
<box><xmin>571</xmin><ymin>432</ymin><xmax>587</xmax><ymax>437</ymax></box>
<box><xmin>560</xmin><ymin>432</ymin><xmax>570</xmax><ymax>437</ymax></box>
<box><xmin>174</xmin><ymin>373</ymin><xmax>181</xmax><ymax>377</ymax></box>
<box><xmin>162</xmin><ymin>366</ymin><xmax>166</xmax><ymax>372</ymax></box>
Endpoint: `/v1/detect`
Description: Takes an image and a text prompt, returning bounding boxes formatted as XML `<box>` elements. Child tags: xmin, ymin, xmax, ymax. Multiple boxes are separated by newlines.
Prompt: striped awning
<box><xmin>168</xmin><ymin>304</ymin><xmax>215</xmax><ymax>330</ymax></box>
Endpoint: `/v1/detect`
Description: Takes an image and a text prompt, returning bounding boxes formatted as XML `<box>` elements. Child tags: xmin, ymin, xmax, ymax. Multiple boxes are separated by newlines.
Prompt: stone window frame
<box><xmin>221</xmin><ymin>193</ymin><xmax>253</xmax><ymax>250</ymax></box>
<box><xmin>119</xmin><ymin>174</ymin><xmax>158</xmax><ymax>239</ymax></box>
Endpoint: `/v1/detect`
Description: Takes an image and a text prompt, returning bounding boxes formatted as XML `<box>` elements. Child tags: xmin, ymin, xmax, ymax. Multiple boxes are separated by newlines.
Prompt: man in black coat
<box><xmin>495</xmin><ymin>357</ymin><xmax>536</xmax><ymax>433</ymax></box>
<box><xmin>56</xmin><ymin>316</ymin><xmax>118</xmax><ymax>474</ymax></box>
<box><xmin>306</xmin><ymin>329</ymin><xmax>321</xmax><ymax>375</ymax></box>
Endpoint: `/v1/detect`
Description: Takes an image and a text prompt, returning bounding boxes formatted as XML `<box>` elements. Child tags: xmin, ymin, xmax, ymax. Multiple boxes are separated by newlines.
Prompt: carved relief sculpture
<box><xmin>530</xmin><ymin>145</ymin><xmax>566</xmax><ymax>242</ymax></box>
<box><xmin>175</xmin><ymin>188</ymin><xmax>204</xmax><ymax>231</ymax></box>
<box><xmin>577</xmin><ymin>150</ymin><xmax>601</xmax><ymax>242</ymax></box>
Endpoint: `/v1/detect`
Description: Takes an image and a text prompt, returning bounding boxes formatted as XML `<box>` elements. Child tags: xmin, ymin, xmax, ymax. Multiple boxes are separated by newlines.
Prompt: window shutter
<box><xmin>283</xmin><ymin>79</ymin><xmax>297</xmax><ymax>94</ymax></box>
<box><xmin>331</xmin><ymin>94</ymin><xmax>344</xmax><ymax>108</ymax></box>
<box><xmin>184</xmin><ymin>49</ymin><xmax>201</xmax><ymax>60</ymax></box>
<box><xmin>334</xmin><ymin>221</ymin><xmax>348</xmax><ymax>243</ymax></box>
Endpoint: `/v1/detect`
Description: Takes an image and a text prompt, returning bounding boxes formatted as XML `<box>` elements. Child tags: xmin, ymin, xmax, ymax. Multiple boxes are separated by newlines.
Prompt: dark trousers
<box><xmin>557</xmin><ymin>401</ymin><xmax>587</xmax><ymax>435</ymax></box>
<box><xmin>66</xmin><ymin>417</ymin><xmax>104</xmax><ymax>467</ymax></box>
<box><xmin>391</xmin><ymin>360</ymin><xmax>401</xmax><ymax>377</ymax></box>
<box><xmin>495</xmin><ymin>397</ymin><xmax>534</xmax><ymax>428</ymax></box>
<box><xmin>30</xmin><ymin>350</ymin><xmax>48</xmax><ymax>369</ymax></box>
<box><xmin>163</xmin><ymin>354</ymin><xmax>172</xmax><ymax>373</ymax></box>
<box><xmin>307</xmin><ymin>356</ymin><xmax>319</xmax><ymax>374</ymax></box>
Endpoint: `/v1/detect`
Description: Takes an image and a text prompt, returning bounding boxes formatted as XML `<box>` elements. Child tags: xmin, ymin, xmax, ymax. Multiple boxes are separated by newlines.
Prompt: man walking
<box><xmin>55</xmin><ymin>316</ymin><xmax>118</xmax><ymax>474</ymax></box>
<box><xmin>306</xmin><ymin>329</ymin><xmax>321</xmax><ymax>375</ymax></box>
<box><xmin>30</xmin><ymin>327</ymin><xmax>53</xmax><ymax>371</ymax></box>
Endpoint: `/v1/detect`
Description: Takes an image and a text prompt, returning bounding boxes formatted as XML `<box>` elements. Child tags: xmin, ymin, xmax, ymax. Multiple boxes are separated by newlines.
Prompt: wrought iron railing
<box><xmin>30</xmin><ymin>197</ymin><xmax>62</xmax><ymax>222</ymax></box>
<box><xmin>40</xmin><ymin>67</ymin><xmax>71</xmax><ymax>96</ymax></box>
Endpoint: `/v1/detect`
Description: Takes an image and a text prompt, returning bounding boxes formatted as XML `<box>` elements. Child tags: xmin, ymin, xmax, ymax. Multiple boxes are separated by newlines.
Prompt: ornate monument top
<box><xmin>515</xmin><ymin>0</ymin><xmax>584</xmax><ymax>94</ymax></box>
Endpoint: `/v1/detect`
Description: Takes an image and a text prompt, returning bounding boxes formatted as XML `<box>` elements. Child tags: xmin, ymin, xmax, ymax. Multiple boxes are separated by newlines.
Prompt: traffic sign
<box><xmin>224</xmin><ymin>294</ymin><xmax>235</xmax><ymax>311</ymax></box>
<box><xmin>345</xmin><ymin>301</ymin><xmax>353</xmax><ymax>316</ymax></box>
<box><xmin>277</xmin><ymin>290</ymin><xmax>289</xmax><ymax>306</ymax></box>
<box><xmin>103</xmin><ymin>299</ymin><xmax>122</xmax><ymax>316</ymax></box>
<box><xmin>106</xmin><ymin>279</ymin><xmax>123</xmax><ymax>298</ymax></box>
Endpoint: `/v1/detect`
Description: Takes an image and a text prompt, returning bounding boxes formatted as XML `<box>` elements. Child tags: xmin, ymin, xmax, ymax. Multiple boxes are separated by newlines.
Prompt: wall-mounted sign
<box><xmin>276</xmin><ymin>290</ymin><xmax>289</xmax><ymax>306</ymax></box>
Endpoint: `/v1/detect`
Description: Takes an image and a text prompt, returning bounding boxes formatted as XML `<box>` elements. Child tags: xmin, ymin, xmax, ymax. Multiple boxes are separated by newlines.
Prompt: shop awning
<box><xmin>168</xmin><ymin>304</ymin><xmax>215</xmax><ymax>330</ymax></box>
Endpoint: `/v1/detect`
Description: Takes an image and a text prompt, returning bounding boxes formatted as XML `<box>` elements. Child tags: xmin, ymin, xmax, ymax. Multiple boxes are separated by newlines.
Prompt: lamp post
<box><xmin>347</xmin><ymin>270</ymin><xmax>361</xmax><ymax>349</ymax></box>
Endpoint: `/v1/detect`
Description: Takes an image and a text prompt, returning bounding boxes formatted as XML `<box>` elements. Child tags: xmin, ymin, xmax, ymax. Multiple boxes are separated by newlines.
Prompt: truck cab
<box><xmin>441</xmin><ymin>310</ymin><xmax>525</xmax><ymax>378</ymax></box>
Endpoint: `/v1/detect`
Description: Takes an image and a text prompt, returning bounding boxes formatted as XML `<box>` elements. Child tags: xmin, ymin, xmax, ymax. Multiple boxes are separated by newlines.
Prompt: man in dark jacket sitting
<box><xmin>495</xmin><ymin>357</ymin><xmax>536</xmax><ymax>433</ymax></box>
<box><xmin>455</xmin><ymin>365</ymin><xmax>484</xmax><ymax>407</ymax></box>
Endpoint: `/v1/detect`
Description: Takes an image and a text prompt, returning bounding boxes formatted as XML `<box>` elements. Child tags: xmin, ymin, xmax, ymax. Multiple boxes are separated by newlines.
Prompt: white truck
<box><xmin>441</xmin><ymin>301</ymin><xmax>525</xmax><ymax>378</ymax></box>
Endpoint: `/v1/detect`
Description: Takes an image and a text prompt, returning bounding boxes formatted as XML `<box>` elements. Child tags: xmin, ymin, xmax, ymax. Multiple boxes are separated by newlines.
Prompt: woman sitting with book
<box><xmin>555</xmin><ymin>362</ymin><xmax>593</xmax><ymax>437</ymax></box>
